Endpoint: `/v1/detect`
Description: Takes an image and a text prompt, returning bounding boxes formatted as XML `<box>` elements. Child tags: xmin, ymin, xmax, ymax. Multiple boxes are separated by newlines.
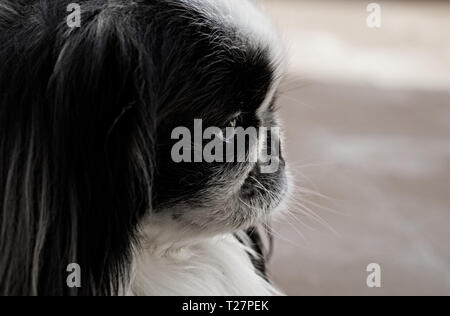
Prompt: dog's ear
<box><xmin>0</xmin><ymin>2</ymin><xmax>155</xmax><ymax>295</ymax></box>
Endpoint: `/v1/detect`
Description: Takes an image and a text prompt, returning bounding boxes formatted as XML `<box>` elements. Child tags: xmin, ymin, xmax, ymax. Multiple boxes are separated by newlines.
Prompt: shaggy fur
<box><xmin>0</xmin><ymin>0</ymin><xmax>287</xmax><ymax>296</ymax></box>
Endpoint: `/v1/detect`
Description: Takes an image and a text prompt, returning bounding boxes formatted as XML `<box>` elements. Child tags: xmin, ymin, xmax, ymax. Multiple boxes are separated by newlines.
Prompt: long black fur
<box><xmin>0</xmin><ymin>0</ymin><xmax>277</xmax><ymax>295</ymax></box>
<box><xmin>0</xmin><ymin>0</ymin><xmax>156</xmax><ymax>295</ymax></box>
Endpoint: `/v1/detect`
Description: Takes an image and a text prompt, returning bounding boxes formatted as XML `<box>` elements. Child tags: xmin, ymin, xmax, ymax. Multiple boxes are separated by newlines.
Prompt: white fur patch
<box><xmin>130</xmin><ymin>234</ymin><xmax>282</xmax><ymax>296</ymax></box>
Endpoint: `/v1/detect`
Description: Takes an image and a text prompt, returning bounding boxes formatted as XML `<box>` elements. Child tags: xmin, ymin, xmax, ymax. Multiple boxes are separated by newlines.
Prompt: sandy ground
<box><xmin>255</xmin><ymin>0</ymin><xmax>450</xmax><ymax>295</ymax></box>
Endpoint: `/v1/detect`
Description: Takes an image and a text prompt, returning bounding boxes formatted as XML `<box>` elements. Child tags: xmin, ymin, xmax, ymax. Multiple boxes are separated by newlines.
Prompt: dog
<box><xmin>0</xmin><ymin>0</ymin><xmax>288</xmax><ymax>295</ymax></box>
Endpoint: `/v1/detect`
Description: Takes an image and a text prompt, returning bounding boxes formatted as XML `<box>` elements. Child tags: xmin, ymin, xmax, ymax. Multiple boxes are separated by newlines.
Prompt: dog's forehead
<box><xmin>179</xmin><ymin>0</ymin><xmax>285</xmax><ymax>79</ymax></box>
<box><xmin>176</xmin><ymin>0</ymin><xmax>285</xmax><ymax>118</ymax></box>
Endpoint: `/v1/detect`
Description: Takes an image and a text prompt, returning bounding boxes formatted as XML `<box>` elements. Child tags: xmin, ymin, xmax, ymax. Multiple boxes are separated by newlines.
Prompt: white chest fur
<box><xmin>130</xmin><ymin>235</ymin><xmax>281</xmax><ymax>296</ymax></box>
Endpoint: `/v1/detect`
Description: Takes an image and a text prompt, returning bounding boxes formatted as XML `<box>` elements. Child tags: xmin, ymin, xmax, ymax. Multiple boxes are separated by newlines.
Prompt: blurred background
<box><xmin>255</xmin><ymin>0</ymin><xmax>450</xmax><ymax>295</ymax></box>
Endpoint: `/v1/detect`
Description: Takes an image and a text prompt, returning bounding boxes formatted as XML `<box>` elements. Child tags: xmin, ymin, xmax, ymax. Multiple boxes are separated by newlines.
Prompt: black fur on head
<box><xmin>0</xmin><ymin>0</ymin><xmax>286</xmax><ymax>295</ymax></box>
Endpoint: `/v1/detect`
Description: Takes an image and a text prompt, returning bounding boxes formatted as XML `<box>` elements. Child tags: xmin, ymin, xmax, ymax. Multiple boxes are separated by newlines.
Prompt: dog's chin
<box><xmin>141</xmin><ymin>168</ymin><xmax>288</xmax><ymax>249</ymax></box>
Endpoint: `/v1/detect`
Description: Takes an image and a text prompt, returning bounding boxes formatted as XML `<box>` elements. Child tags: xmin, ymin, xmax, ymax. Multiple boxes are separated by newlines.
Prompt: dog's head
<box><xmin>138</xmin><ymin>0</ymin><xmax>287</xmax><ymax>241</ymax></box>
<box><xmin>0</xmin><ymin>0</ymin><xmax>287</xmax><ymax>295</ymax></box>
<box><xmin>144</xmin><ymin>0</ymin><xmax>288</xmax><ymax>241</ymax></box>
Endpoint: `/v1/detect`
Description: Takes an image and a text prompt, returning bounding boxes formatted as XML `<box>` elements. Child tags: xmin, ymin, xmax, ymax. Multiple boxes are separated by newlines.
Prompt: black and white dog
<box><xmin>0</xmin><ymin>0</ymin><xmax>289</xmax><ymax>295</ymax></box>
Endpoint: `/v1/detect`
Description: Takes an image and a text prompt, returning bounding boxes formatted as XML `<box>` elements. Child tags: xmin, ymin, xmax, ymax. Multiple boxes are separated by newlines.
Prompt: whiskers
<box><xmin>278</xmin><ymin>74</ymin><xmax>312</xmax><ymax>95</ymax></box>
<box><xmin>254</xmin><ymin>161</ymin><xmax>345</xmax><ymax>254</ymax></box>
<box><xmin>276</xmin><ymin>75</ymin><xmax>313</xmax><ymax>105</ymax></box>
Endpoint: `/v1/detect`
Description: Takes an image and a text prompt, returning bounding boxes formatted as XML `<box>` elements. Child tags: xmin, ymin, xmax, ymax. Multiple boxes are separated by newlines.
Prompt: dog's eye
<box><xmin>227</xmin><ymin>112</ymin><xmax>242</xmax><ymax>128</ymax></box>
<box><xmin>219</xmin><ymin>118</ymin><xmax>239</xmax><ymax>142</ymax></box>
